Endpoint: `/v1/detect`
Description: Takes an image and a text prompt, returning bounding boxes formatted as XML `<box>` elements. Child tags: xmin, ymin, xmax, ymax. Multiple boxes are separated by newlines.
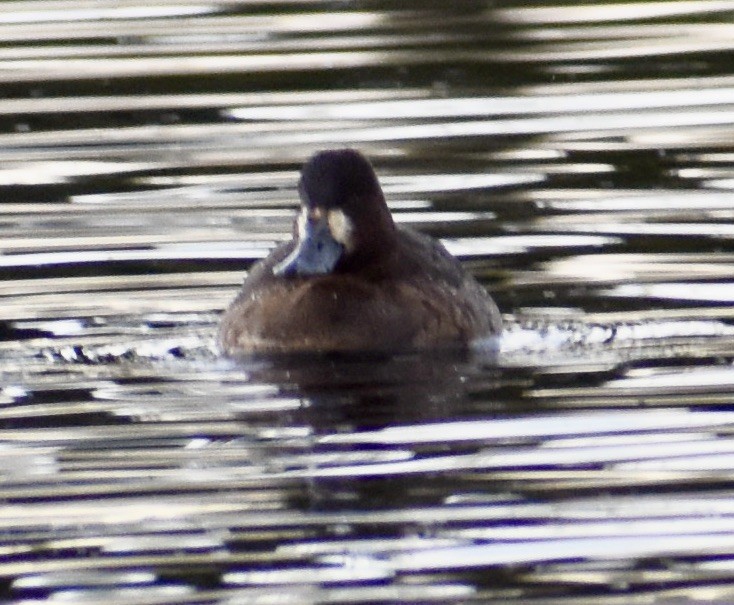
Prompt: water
<box><xmin>2</xmin><ymin>1</ymin><xmax>734</xmax><ymax>603</ymax></box>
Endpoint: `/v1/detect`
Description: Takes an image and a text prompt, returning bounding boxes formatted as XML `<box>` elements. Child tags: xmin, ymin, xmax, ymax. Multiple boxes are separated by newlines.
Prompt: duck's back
<box><xmin>388</xmin><ymin>226</ymin><xmax>501</xmax><ymax>345</ymax></box>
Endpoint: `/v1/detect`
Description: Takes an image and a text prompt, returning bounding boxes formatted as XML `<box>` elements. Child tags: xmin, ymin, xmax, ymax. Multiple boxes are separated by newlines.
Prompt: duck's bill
<box><xmin>273</xmin><ymin>215</ymin><xmax>343</xmax><ymax>277</ymax></box>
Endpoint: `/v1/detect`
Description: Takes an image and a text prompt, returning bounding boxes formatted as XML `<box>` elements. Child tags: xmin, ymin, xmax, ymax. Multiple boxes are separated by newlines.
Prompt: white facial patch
<box><xmin>327</xmin><ymin>209</ymin><xmax>354</xmax><ymax>251</ymax></box>
<box><xmin>295</xmin><ymin>209</ymin><xmax>308</xmax><ymax>240</ymax></box>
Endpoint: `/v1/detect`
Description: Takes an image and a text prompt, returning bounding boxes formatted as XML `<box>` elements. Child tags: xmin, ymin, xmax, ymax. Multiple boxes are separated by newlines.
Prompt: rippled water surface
<box><xmin>2</xmin><ymin>1</ymin><xmax>734</xmax><ymax>603</ymax></box>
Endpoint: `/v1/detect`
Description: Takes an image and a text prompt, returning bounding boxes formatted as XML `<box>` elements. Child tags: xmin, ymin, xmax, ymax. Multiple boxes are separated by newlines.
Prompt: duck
<box><xmin>218</xmin><ymin>149</ymin><xmax>502</xmax><ymax>355</ymax></box>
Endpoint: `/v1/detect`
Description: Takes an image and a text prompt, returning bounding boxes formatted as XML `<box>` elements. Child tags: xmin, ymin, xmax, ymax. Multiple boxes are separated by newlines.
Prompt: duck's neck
<box><xmin>338</xmin><ymin>199</ymin><xmax>397</xmax><ymax>273</ymax></box>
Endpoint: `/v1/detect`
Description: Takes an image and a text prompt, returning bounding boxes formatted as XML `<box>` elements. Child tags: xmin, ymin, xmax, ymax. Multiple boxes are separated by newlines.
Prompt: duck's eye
<box><xmin>327</xmin><ymin>209</ymin><xmax>354</xmax><ymax>251</ymax></box>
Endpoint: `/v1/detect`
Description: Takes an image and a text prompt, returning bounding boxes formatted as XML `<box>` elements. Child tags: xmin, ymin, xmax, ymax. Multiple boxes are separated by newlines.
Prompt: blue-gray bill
<box><xmin>273</xmin><ymin>218</ymin><xmax>343</xmax><ymax>276</ymax></box>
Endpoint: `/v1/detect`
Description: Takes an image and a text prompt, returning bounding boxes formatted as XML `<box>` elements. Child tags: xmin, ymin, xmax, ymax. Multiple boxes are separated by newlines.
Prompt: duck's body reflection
<box><xmin>234</xmin><ymin>345</ymin><xmax>499</xmax><ymax>430</ymax></box>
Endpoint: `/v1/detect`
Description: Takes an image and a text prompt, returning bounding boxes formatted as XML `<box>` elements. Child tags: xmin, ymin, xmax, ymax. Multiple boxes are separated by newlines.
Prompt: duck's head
<box><xmin>274</xmin><ymin>149</ymin><xmax>396</xmax><ymax>277</ymax></box>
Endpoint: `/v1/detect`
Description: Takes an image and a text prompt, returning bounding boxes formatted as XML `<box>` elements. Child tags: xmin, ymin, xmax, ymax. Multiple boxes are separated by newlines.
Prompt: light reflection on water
<box><xmin>1</xmin><ymin>1</ymin><xmax>734</xmax><ymax>604</ymax></box>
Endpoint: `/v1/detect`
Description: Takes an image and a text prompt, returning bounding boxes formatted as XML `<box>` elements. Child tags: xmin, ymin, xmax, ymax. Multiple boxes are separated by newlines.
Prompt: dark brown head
<box><xmin>274</xmin><ymin>149</ymin><xmax>396</xmax><ymax>276</ymax></box>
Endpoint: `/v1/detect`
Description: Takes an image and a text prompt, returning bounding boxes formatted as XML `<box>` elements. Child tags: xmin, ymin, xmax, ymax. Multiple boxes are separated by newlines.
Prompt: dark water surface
<box><xmin>2</xmin><ymin>1</ymin><xmax>734</xmax><ymax>603</ymax></box>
